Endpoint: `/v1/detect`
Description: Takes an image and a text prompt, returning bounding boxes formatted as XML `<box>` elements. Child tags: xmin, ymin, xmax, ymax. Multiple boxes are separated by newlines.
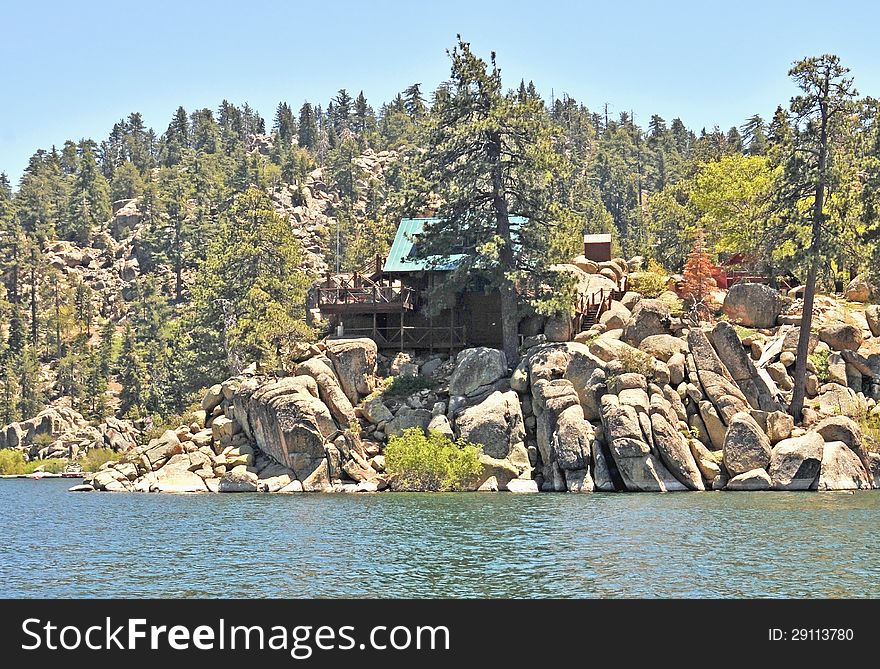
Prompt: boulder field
<box><xmin>76</xmin><ymin>281</ymin><xmax>880</xmax><ymax>494</ymax></box>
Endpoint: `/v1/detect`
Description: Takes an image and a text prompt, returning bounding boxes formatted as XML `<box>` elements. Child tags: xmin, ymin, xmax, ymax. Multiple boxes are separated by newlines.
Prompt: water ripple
<box><xmin>1</xmin><ymin>480</ymin><xmax>878</xmax><ymax>598</ymax></box>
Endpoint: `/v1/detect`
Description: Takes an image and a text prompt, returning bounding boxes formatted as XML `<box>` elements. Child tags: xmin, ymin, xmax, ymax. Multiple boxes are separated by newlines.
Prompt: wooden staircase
<box><xmin>574</xmin><ymin>288</ymin><xmax>613</xmax><ymax>333</ymax></box>
<box><xmin>580</xmin><ymin>303</ymin><xmax>603</xmax><ymax>330</ymax></box>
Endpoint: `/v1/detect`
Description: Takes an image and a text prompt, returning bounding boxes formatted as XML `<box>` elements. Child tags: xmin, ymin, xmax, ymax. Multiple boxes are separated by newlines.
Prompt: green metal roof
<box><xmin>382</xmin><ymin>216</ymin><xmax>527</xmax><ymax>273</ymax></box>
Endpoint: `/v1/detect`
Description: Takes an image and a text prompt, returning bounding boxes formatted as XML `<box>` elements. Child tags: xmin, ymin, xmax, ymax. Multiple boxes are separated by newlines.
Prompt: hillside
<box><xmin>0</xmin><ymin>43</ymin><xmax>879</xmax><ymax>472</ymax></box>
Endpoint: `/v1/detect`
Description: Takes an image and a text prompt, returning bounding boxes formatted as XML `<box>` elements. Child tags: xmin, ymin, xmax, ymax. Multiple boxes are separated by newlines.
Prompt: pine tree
<box><xmin>726</xmin><ymin>126</ymin><xmax>744</xmax><ymax>153</ymax></box>
<box><xmin>403</xmin><ymin>83</ymin><xmax>427</xmax><ymax>118</ymax></box>
<box><xmin>189</xmin><ymin>187</ymin><xmax>313</xmax><ymax>375</ymax></box>
<box><xmin>784</xmin><ymin>55</ymin><xmax>859</xmax><ymax>421</ymax></box>
<box><xmin>82</xmin><ymin>344</ymin><xmax>108</xmax><ymax>418</ymax></box>
<box><xmin>0</xmin><ymin>358</ymin><xmax>19</xmax><ymax>424</ymax></box>
<box><xmin>741</xmin><ymin>114</ymin><xmax>768</xmax><ymax>155</ymax></box>
<box><xmin>331</xmin><ymin>89</ymin><xmax>353</xmax><ymax>134</ymax></box>
<box><xmin>15</xmin><ymin>149</ymin><xmax>69</xmax><ymax>240</ymax></box>
<box><xmin>110</xmin><ymin>161</ymin><xmax>145</xmax><ymax>202</ymax></box>
<box><xmin>17</xmin><ymin>348</ymin><xmax>44</xmax><ymax>419</ymax></box>
<box><xmin>413</xmin><ymin>38</ymin><xmax>581</xmax><ymax>364</ymax></box>
<box><xmin>273</xmin><ymin>102</ymin><xmax>297</xmax><ymax>145</ymax></box>
<box><xmin>98</xmin><ymin>319</ymin><xmax>116</xmax><ymax>378</ymax></box>
<box><xmin>298</xmin><ymin>102</ymin><xmax>318</xmax><ymax>150</ymax></box>
<box><xmin>118</xmin><ymin>324</ymin><xmax>147</xmax><ymax>418</ymax></box>
<box><xmin>161</xmin><ymin>106</ymin><xmax>190</xmax><ymax>166</ymax></box>
<box><xmin>190</xmin><ymin>108</ymin><xmax>220</xmax><ymax>154</ymax></box>
<box><xmin>124</xmin><ymin>112</ymin><xmax>153</xmax><ymax>173</ymax></box>
<box><xmin>353</xmin><ymin>91</ymin><xmax>376</xmax><ymax>137</ymax></box>
<box><xmin>66</xmin><ymin>143</ymin><xmax>111</xmax><ymax>243</ymax></box>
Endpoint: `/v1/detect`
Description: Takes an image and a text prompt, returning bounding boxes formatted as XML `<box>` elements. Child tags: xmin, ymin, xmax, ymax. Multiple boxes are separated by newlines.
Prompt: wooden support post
<box><xmin>449</xmin><ymin>308</ymin><xmax>454</xmax><ymax>352</ymax></box>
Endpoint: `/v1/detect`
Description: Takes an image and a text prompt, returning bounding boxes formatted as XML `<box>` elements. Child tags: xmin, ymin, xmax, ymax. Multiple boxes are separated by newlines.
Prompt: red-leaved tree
<box><xmin>681</xmin><ymin>227</ymin><xmax>715</xmax><ymax>319</ymax></box>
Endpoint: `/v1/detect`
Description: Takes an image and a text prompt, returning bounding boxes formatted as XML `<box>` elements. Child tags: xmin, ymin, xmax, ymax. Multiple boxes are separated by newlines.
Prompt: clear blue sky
<box><xmin>2</xmin><ymin>0</ymin><xmax>879</xmax><ymax>184</ymax></box>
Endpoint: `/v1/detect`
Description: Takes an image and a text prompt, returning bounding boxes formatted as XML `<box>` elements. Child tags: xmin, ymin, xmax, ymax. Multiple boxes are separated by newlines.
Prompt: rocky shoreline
<box><xmin>71</xmin><ymin>279</ymin><xmax>880</xmax><ymax>495</ymax></box>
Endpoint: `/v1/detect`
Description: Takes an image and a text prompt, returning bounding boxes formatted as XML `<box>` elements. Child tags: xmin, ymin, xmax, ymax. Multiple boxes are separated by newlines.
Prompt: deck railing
<box><xmin>317</xmin><ymin>272</ymin><xmax>415</xmax><ymax>310</ymax></box>
<box><xmin>341</xmin><ymin>325</ymin><xmax>467</xmax><ymax>350</ymax></box>
<box><xmin>317</xmin><ymin>284</ymin><xmax>415</xmax><ymax>309</ymax></box>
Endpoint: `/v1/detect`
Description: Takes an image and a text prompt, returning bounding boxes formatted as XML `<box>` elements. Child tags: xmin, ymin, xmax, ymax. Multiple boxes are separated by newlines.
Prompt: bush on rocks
<box><xmin>627</xmin><ymin>261</ymin><xmax>668</xmax><ymax>299</ymax></box>
<box><xmin>385</xmin><ymin>428</ymin><xmax>482</xmax><ymax>492</ymax></box>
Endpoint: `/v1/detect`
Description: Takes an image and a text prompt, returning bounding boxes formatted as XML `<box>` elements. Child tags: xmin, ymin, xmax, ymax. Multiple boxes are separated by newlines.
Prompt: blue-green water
<box><xmin>1</xmin><ymin>478</ymin><xmax>878</xmax><ymax>598</ymax></box>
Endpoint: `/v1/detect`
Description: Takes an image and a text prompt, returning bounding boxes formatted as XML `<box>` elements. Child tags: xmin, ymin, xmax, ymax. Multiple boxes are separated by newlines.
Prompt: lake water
<box><xmin>2</xmin><ymin>478</ymin><xmax>878</xmax><ymax>598</ymax></box>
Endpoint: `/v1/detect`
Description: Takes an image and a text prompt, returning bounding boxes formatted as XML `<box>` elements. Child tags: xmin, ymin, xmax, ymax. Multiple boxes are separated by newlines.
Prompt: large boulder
<box><xmin>818</xmin><ymin>323</ymin><xmax>863</xmax><ymax>352</ymax></box>
<box><xmin>564</xmin><ymin>468</ymin><xmax>595</xmax><ymax>493</ymax></box>
<box><xmin>722</xmin><ymin>412</ymin><xmax>771</xmax><ymax>477</ymax></box>
<box><xmin>141</xmin><ymin>430</ymin><xmax>184</xmax><ymax>470</ymax></box>
<box><xmin>650</xmin><ymin>413</ymin><xmax>705</xmax><ymax>490</ymax></box>
<box><xmin>455</xmin><ymin>391</ymin><xmax>525</xmax><ymax>461</ymax></box>
<box><xmin>598</xmin><ymin>301</ymin><xmax>632</xmax><ymax>331</ymax></box>
<box><xmin>622</xmin><ymin>299</ymin><xmax>672</xmax><ymax>346</ymax></box>
<box><xmin>201</xmin><ymin>384</ymin><xmax>224</xmax><ymax>413</ymax></box>
<box><xmin>361</xmin><ymin>397</ymin><xmax>393</xmax><ymax>425</ymax></box>
<box><xmin>561</xmin><ymin>344</ymin><xmax>606</xmax><ymax>421</ymax></box>
<box><xmin>695</xmin><ymin>370</ymin><xmax>751</xmax><ymax>424</ymax></box>
<box><xmin>726</xmin><ymin>468</ymin><xmax>772</xmax><ymax>491</ymax></box>
<box><xmin>448</xmin><ymin>348</ymin><xmax>507</xmax><ymax>397</ymax></box>
<box><xmin>638</xmin><ymin>334</ymin><xmax>688</xmax><ymax>362</ymax></box>
<box><xmin>218</xmin><ymin>468</ymin><xmax>259</xmax><ymax>493</ymax></box>
<box><xmin>810</xmin><ymin>384</ymin><xmax>866</xmax><ymax>418</ymax></box>
<box><xmin>865</xmin><ymin>305</ymin><xmax>880</xmax><ymax>338</ymax></box>
<box><xmin>295</xmin><ymin>357</ymin><xmax>356</xmax><ymax>426</ymax></box>
<box><xmin>722</xmin><ymin>283</ymin><xmax>786</xmax><ymax>328</ymax></box>
<box><xmin>817</xmin><ymin>441</ymin><xmax>872</xmax><ymax>490</ymax></box>
<box><xmin>710</xmin><ymin>321</ymin><xmax>783</xmax><ymax>412</ymax></box>
<box><xmin>867</xmin><ymin>453</ymin><xmax>880</xmax><ymax>489</ymax></box>
<box><xmin>591</xmin><ymin>438</ymin><xmax>617</xmax><ymax>491</ymax></box>
<box><xmin>326</xmin><ymin>337</ymin><xmax>378</xmax><ymax>404</ymax></box>
<box><xmin>844</xmin><ymin>275</ymin><xmax>873</xmax><ymax>303</ymax></box>
<box><xmin>543</xmin><ymin>315</ymin><xmax>572</xmax><ymax>342</ymax></box>
<box><xmin>601</xmin><ymin>397</ymin><xmax>686</xmax><ymax>492</ymax></box>
<box><xmin>386</xmin><ymin>408</ymin><xmax>433</xmax><ymax>438</ymax></box>
<box><xmin>687</xmin><ymin>327</ymin><xmax>730</xmax><ymax>378</ymax></box>
<box><xmin>233</xmin><ymin>377</ymin><xmax>337</xmax><ymax>482</ymax></box>
<box><xmin>688</xmin><ymin>438</ymin><xmax>721</xmax><ymax>480</ymax></box>
<box><xmin>812</xmin><ymin>415</ymin><xmax>872</xmax><ymax>475</ymax></box>
<box><xmin>768</xmin><ymin>432</ymin><xmax>824</xmax><ymax>490</ymax></box>
<box><xmin>544</xmin><ymin>404</ymin><xmax>594</xmax><ymax>472</ymax></box>
<box><xmin>766</xmin><ymin>411</ymin><xmax>794</xmax><ymax>444</ymax></box>
<box><xmin>153</xmin><ymin>456</ymin><xmax>209</xmax><ymax>493</ymax></box>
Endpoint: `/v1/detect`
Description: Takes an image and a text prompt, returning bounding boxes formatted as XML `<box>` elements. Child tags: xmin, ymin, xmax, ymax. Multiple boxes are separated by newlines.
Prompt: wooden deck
<box><xmin>317</xmin><ymin>273</ymin><xmax>415</xmax><ymax>314</ymax></box>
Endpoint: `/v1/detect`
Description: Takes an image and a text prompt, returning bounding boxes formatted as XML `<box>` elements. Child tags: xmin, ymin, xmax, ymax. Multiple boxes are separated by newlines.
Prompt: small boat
<box><xmin>27</xmin><ymin>471</ymin><xmax>45</xmax><ymax>480</ymax></box>
<box><xmin>61</xmin><ymin>463</ymin><xmax>85</xmax><ymax>478</ymax></box>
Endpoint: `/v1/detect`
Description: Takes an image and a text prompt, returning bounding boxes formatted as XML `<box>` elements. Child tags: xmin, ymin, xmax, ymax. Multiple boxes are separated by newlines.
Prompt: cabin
<box><xmin>316</xmin><ymin>218</ymin><xmax>625</xmax><ymax>352</ymax></box>
<box><xmin>583</xmin><ymin>233</ymin><xmax>613</xmax><ymax>263</ymax></box>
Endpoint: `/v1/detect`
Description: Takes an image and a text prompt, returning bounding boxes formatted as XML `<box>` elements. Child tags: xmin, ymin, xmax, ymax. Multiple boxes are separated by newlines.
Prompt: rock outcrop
<box><xmin>722</xmin><ymin>283</ymin><xmax>787</xmax><ymax>328</ymax></box>
<box><xmin>68</xmin><ymin>271</ymin><xmax>880</xmax><ymax>497</ymax></box>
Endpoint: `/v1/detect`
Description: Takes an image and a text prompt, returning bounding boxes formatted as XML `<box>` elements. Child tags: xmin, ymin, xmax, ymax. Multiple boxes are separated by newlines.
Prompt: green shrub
<box><xmin>733</xmin><ymin>324</ymin><xmax>759</xmax><ymax>341</ymax></box>
<box><xmin>0</xmin><ymin>450</ymin><xmax>68</xmax><ymax>475</ymax></box>
<box><xmin>384</xmin><ymin>428</ymin><xmax>482</xmax><ymax>491</ymax></box>
<box><xmin>858</xmin><ymin>411</ymin><xmax>880</xmax><ymax>453</ymax></box>
<box><xmin>809</xmin><ymin>348</ymin><xmax>831</xmax><ymax>384</ymax></box>
<box><xmin>628</xmin><ymin>260</ymin><xmax>668</xmax><ymax>299</ymax></box>
<box><xmin>618</xmin><ymin>346</ymin><xmax>655</xmax><ymax>378</ymax></box>
<box><xmin>32</xmin><ymin>433</ymin><xmax>56</xmax><ymax>449</ymax></box>
<box><xmin>382</xmin><ymin>375</ymin><xmax>434</xmax><ymax>397</ymax></box>
<box><xmin>659</xmin><ymin>292</ymin><xmax>685</xmax><ymax>318</ymax></box>
<box><xmin>81</xmin><ymin>448</ymin><xmax>122</xmax><ymax>472</ymax></box>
